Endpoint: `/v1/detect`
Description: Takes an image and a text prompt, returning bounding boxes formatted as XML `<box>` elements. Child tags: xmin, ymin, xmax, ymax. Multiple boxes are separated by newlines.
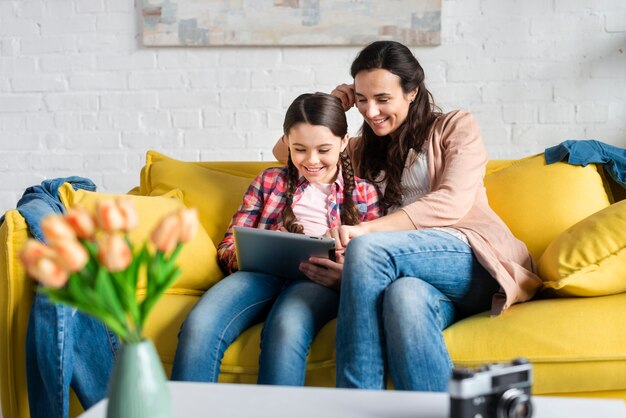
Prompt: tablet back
<box><xmin>233</xmin><ymin>226</ymin><xmax>335</xmax><ymax>279</ymax></box>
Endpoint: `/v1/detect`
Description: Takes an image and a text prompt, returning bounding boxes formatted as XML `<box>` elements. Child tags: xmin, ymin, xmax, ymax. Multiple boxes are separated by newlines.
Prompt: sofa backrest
<box><xmin>138</xmin><ymin>150</ymin><xmax>613</xmax><ymax>263</ymax></box>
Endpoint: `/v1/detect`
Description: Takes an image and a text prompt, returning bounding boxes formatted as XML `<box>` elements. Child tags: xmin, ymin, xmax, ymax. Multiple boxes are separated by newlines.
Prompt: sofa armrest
<box><xmin>0</xmin><ymin>210</ymin><xmax>35</xmax><ymax>418</ymax></box>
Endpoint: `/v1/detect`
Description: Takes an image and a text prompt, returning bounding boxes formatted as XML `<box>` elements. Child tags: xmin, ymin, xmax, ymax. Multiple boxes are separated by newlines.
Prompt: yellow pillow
<box><xmin>484</xmin><ymin>153</ymin><xmax>611</xmax><ymax>261</ymax></box>
<box><xmin>538</xmin><ymin>199</ymin><xmax>626</xmax><ymax>297</ymax></box>
<box><xmin>139</xmin><ymin>151</ymin><xmax>271</xmax><ymax>245</ymax></box>
<box><xmin>57</xmin><ymin>183</ymin><xmax>224</xmax><ymax>292</ymax></box>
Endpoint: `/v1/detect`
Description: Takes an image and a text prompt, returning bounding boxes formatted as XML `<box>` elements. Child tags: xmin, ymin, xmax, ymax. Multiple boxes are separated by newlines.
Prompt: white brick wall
<box><xmin>0</xmin><ymin>0</ymin><xmax>625</xmax><ymax>215</ymax></box>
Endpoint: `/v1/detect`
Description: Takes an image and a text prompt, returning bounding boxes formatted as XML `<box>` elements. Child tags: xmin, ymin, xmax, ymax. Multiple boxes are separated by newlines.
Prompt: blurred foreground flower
<box><xmin>20</xmin><ymin>197</ymin><xmax>198</xmax><ymax>343</ymax></box>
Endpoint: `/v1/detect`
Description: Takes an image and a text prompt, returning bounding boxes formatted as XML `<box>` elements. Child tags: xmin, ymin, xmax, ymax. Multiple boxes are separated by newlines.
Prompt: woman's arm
<box><xmin>401</xmin><ymin>110</ymin><xmax>487</xmax><ymax>229</ymax></box>
<box><xmin>272</xmin><ymin>84</ymin><xmax>357</xmax><ymax>163</ymax></box>
<box><xmin>272</xmin><ymin>135</ymin><xmax>289</xmax><ymax>164</ymax></box>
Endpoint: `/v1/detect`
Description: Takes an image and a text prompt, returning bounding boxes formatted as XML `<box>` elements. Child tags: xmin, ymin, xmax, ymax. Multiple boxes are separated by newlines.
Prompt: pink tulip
<box><xmin>150</xmin><ymin>213</ymin><xmax>181</xmax><ymax>253</ymax></box>
<box><xmin>97</xmin><ymin>233</ymin><xmax>132</xmax><ymax>272</ymax></box>
<box><xmin>116</xmin><ymin>197</ymin><xmax>139</xmax><ymax>232</ymax></box>
<box><xmin>95</xmin><ymin>199</ymin><xmax>125</xmax><ymax>232</ymax></box>
<box><xmin>41</xmin><ymin>215</ymin><xmax>76</xmax><ymax>244</ymax></box>
<box><xmin>20</xmin><ymin>239</ymin><xmax>69</xmax><ymax>288</ymax></box>
<box><xmin>52</xmin><ymin>238</ymin><xmax>89</xmax><ymax>272</ymax></box>
<box><xmin>65</xmin><ymin>205</ymin><xmax>95</xmax><ymax>239</ymax></box>
<box><xmin>178</xmin><ymin>208</ymin><xmax>198</xmax><ymax>243</ymax></box>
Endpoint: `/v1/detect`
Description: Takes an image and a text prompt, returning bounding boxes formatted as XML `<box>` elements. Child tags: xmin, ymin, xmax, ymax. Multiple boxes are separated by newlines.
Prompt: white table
<box><xmin>79</xmin><ymin>381</ymin><xmax>626</xmax><ymax>418</ymax></box>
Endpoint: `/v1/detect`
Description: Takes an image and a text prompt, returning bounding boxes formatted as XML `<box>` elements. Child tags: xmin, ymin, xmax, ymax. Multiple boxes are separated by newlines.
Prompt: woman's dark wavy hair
<box><xmin>350</xmin><ymin>40</ymin><xmax>442</xmax><ymax>209</ymax></box>
<box><xmin>282</xmin><ymin>92</ymin><xmax>362</xmax><ymax>233</ymax></box>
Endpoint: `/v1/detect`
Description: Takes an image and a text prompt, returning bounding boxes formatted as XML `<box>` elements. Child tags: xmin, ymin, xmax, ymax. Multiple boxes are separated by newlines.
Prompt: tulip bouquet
<box><xmin>20</xmin><ymin>197</ymin><xmax>199</xmax><ymax>343</ymax></box>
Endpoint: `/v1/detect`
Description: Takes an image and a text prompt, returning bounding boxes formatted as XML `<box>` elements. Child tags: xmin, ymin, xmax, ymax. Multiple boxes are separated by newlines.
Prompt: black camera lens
<box><xmin>497</xmin><ymin>388</ymin><xmax>533</xmax><ymax>418</ymax></box>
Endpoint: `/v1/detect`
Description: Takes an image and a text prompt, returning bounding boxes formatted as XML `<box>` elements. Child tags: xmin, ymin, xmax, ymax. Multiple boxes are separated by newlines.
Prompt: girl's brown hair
<box><xmin>281</xmin><ymin>93</ymin><xmax>362</xmax><ymax>233</ymax></box>
<box><xmin>350</xmin><ymin>41</ymin><xmax>442</xmax><ymax>210</ymax></box>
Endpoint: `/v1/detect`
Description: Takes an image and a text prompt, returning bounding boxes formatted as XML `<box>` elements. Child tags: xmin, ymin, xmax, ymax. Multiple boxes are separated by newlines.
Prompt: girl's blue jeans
<box><xmin>335</xmin><ymin>229</ymin><xmax>499</xmax><ymax>391</ymax></box>
<box><xmin>170</xmin><ymin>271</ymin><xmax>339</xmax><ymax>385</ymax></box>
<box><xmin>26</xmin><ymin>292</ymin><xmax>119</xmax><ymax>418</ymax></box>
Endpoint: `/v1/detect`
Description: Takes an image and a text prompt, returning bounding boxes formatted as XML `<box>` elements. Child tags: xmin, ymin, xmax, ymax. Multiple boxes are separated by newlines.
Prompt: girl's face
<box><xmin>287</xmin><ymin>123</ymin><xmax>349</xmax><ymax>184</ymax></box>
<box><xmin>354</xmin><ymin>68</ymin><xmax>417</xmax><ymax>138</ymax></box>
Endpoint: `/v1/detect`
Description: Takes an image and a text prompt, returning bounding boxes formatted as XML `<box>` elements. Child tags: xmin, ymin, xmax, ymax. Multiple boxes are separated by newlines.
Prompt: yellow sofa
<box><xmin>2</xmin><ymin>150</ymin><xmax>626</xmax><ymax>418</ymax></box>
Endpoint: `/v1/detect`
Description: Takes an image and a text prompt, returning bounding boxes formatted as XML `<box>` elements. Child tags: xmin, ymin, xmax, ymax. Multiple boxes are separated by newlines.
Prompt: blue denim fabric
<box><xmin>7</xmin><ymin>176</ymin><xmax>116</xmax><ymax>418</ymax></box>
<box><xmin>335</xmin><ymin>230</ymin><xmax>499</xmax><ymax>392</ymax></box>
<box><xmin>26</xmin><ymin>294</ymin><xmax>118</xmax><ymax>418</ymax></box>
<box><xmin>545</xmin><ymin>140</ymin><xmax>626</xmax><ymax>188</ymax></box>
<box><xmin>170</xmin><ymin>271</ymin><xmax>338</xmax><ymax>386</ymax></box>
<box><xmin>0</xmin><ymin>176</ymin><xmax>96</xmax><ymax>241</ymax></box>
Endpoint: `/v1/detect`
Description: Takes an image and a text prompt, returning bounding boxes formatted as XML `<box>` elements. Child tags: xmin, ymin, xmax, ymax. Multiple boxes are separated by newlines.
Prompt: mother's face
<box><xmin>354</xmin><ymin>68</ymin><xmax>417</xmax><ymax>137</ymax></box>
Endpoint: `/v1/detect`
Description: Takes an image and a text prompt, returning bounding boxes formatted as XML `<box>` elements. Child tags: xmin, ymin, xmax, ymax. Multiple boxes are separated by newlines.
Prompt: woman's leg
<box><xmin>335</xmin><ymin>229</ymin><xmax>498</xmax><ymax>391</ymax></box>
<box><xmin>26</xmin><ymin>292</ymin><xmax>118</xmax><ymax>418</ymax></box>
<box><xmin>257</xmin><ymin>280</ymin><xmax>339</xmax><ymax>386</ymax></box>
<box><xmin>170</xmin><ymin>271</ymin><xmax>284</xmax><ymax>382</ymax></box>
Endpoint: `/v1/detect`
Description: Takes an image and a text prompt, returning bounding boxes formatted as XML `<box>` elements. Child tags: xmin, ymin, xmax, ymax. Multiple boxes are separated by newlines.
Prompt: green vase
<box><xmin>106</xmin><ymin>339</ymin><xmax>172</xmax><ymax>418</ymax></box>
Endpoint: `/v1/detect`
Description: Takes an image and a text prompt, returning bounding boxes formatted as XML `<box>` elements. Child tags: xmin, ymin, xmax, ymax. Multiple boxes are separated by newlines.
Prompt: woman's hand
<box><xmin>325</xmin><ymin>223</ymin><xmax>369</xmax><ymax>251</ymax></box>
<box><xmin>299</xmin><ymin>256</ymin><xmax>344</xmax><ymax>291</ymax></box>
<box><xmin>331</xmin><ymin>83</ymin><xmax>356</xmax><ymax>112</ymax></box>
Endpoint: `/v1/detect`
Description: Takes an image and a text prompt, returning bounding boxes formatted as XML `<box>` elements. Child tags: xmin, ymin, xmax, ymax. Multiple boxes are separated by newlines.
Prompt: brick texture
<box><xmin>0</xmin><ymin>0</ymin><xmax>625</xmax><ymax>214</ymax></box>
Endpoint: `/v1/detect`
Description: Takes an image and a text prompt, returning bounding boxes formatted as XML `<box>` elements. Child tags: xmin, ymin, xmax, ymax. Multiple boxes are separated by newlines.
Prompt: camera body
<box><xmin>448</xmin><ymin>357</ymin><xmax>533</xmax><ymax>418</ymax></box>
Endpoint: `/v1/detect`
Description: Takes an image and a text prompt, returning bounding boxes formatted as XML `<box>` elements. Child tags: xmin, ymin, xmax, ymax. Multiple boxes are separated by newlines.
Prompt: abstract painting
<box><xmin>142</xmin><ymin>0</ymin><xmax>441</xmax><ymax>46</ymax></box>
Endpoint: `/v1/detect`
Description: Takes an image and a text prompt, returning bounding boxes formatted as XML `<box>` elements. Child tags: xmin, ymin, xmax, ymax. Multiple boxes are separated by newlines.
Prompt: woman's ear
<box><xmin>409</xmin><ymin>88</ymin><xmax>418</xmax><ymax>103</ymax></box>
<box><xmin>340</xmin><ymin>133</ymin><xmax>350</xmax><ymax>152</ymax></box>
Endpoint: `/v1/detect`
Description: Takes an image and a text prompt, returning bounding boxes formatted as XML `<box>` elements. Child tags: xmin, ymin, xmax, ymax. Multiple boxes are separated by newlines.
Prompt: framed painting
<box><xmin>142</xmin><ymin>0</ymin><xmax>441</xmax><ymax>47</ymax></box>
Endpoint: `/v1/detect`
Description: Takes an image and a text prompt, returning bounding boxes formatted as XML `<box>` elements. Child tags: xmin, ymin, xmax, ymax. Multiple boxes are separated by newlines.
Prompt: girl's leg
<box><xmin>170</xmin><ymin>271</ymin><xmax>284</xmax><ymax>382</ymax></box>
<box><xmin>257</xmin><ymin>280</ymin><xmax>339</xmax><ymax>386</ymax></box>
<box><xmin>335</xmin><ymin>229</ymin><xmax>498</xmax><ymax>390</ymax></box>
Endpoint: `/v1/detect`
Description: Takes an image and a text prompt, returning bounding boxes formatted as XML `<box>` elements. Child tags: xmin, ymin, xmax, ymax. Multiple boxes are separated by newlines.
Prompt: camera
<box><xmin>448</xmin><ymin>357</ymin><xmax>533</xmax><ymax>418</ymax></box>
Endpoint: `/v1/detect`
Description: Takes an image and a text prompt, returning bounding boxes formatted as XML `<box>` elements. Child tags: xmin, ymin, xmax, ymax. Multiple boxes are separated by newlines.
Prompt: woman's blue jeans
<box><xmin>26</xmin><ymin>292</ymin><xmax>119</xmax><ymax>418</ymax></box>
<box><xmin>170</xmin><ymin>271</ymin><xmax>339</xmax><ymax>386</ymax></box>
<box><xmin>335</xmin><ymin>229</ymin><xmax>499</xmax><ymax>392</ymax></box>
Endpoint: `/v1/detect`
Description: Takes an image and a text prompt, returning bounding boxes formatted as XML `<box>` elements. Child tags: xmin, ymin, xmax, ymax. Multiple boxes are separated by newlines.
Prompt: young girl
<box><xmin>170</xmin><ymin>92</ymin><xmax>382</xmax><ymax>386</ymax></box>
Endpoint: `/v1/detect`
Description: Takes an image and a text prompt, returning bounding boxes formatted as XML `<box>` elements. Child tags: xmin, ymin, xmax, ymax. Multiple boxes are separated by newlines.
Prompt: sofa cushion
<box><xmin>139</xmin><ymin>151</ymin><xmax>277</xmax><ymax>246</ymax></box>
<box><xmin>484</xmin><ymin>153</ymin><xmax>611</xmax><ymax>261</ymax></box>
<box><xmin>57</xmin><ymin>184</ymin><xmax>224</xmax><ymax>292</ymax></box>
<box><xmin>444</xmin><ymin>292</ymin><xmax>626</xmax><ymax>395</ymax></box>
<box><xmin>537</xmin><ymin>199</ymin><xmax>626</xmax><ymax>297</ymax></box>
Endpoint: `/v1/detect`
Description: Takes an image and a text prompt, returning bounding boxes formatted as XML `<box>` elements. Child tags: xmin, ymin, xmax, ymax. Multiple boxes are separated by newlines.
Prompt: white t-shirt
<box><xmin>292</xmin><ymin>182</ymin><xmax>333</xmax><ymax>236</ymax></box>
<box><xmin>379</xmin><ymin>148</ymin><xmax>469</xmax><ymax>245</ymax></box>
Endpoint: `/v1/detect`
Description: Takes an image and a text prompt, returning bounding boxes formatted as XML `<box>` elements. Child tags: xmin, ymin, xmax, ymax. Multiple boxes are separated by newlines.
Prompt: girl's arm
<box><xmin>217</xmin><ymin>172</ymin><xmax>268</xmax><ymax>273</ymax></box>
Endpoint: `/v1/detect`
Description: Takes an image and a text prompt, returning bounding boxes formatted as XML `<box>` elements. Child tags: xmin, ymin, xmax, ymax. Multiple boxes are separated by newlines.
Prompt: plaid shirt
<box><xmin>217</xmin><ymin>166</ymin><xmax>383</xmax><ymax>273</ymax></box>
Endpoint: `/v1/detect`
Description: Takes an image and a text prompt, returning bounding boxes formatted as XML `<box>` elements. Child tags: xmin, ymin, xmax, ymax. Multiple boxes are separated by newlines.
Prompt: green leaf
<box><xmin>94</xmin><ymin>268</ymin><xmax>128</xmax><ymax>329</ymax></box>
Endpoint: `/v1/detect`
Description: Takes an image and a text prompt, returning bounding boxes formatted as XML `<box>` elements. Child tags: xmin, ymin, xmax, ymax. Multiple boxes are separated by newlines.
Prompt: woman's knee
<box><xmin>383</xmin><ymin>277</ymin><xmax>454</xmax><ymax>330</ymax></box>
<box><xmin>344</xmin><ymin>233</ymin><xmax>386</xmax><ymax>262</ymax></box>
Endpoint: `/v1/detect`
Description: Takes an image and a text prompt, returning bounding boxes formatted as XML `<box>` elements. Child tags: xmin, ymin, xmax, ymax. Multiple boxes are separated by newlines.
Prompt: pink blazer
<box><xmin>349</xmin><ymin>110</ymin><xmax>542</xmax><ymax>315</ymax></box>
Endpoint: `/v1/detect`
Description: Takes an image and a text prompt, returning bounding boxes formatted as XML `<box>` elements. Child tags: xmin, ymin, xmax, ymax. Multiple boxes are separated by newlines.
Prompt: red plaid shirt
<box><xmin>217</xmin><ymin>166</ymin><xmax>383</xmax><ymax>273</ymax></box>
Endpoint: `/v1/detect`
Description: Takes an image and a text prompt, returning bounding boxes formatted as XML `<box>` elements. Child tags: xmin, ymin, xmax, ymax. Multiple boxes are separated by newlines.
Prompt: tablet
<box><xmin>233</xmin><ymin>226</ymin><xmax>336</xmax><ymax>279</ymax></box>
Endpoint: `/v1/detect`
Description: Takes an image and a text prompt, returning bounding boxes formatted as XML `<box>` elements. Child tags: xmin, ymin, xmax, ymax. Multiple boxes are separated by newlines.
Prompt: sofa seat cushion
<box><xmin>140</xmin><ymin>150</ymin><xmax>278</xmax><ymax>245</ymax></box>
<box><xmin>57</xmin><ymin>184</ymin><xmax>224</xmax><ymax>292</ymax></box>
<box><xmin>484</xmin><ymin>153</ymin><xmax>611</xmax><ymax>261</ymax></box>
<box><xmin>444</xmin><ymin>292</ymin><xmax>626</xmax><ymax>395</ymax></box>
<box><xmin>538</xmin><ymin>199</ymin><xmax>626</xmax><ymax>297</ymax></box>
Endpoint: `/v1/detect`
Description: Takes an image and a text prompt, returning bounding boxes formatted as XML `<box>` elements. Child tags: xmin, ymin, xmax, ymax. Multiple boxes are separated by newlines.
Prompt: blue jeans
<box><xmin>26</xmin><ymin>292</ymin><xmax>119</xmax><ymax>418</ymax></box>
<box><xmin>170</xmin><ymin>271</ymin><xmax>339</xmax><ymax>386</ymax></box>
<box><xmin>335</xmin><ymin>230</ymin><xmax>499</xmax><ymax>391</ymax></box>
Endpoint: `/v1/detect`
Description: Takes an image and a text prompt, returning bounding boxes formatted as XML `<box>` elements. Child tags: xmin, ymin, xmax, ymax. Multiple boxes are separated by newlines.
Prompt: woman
<box><xmin>274</xmin><ymin>41</ymin><xmax>541</xmax><ymax>391</ymax></box>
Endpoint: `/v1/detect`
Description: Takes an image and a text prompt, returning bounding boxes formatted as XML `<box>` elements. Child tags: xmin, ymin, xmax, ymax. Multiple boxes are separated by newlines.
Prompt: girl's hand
<box><xmin>299</xmin><ymin>256</ymin><xmax>344</xmax><ymax>291</ymax></box>
<box><xmin>325</xmin><ymin>223</ymin><xmax>369</xmax><ymax>251</ymax></box>
<box><xmin>331</xmin><ymin>84</ymin><xmax>356</xmax><ymax>112</ymax></box>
